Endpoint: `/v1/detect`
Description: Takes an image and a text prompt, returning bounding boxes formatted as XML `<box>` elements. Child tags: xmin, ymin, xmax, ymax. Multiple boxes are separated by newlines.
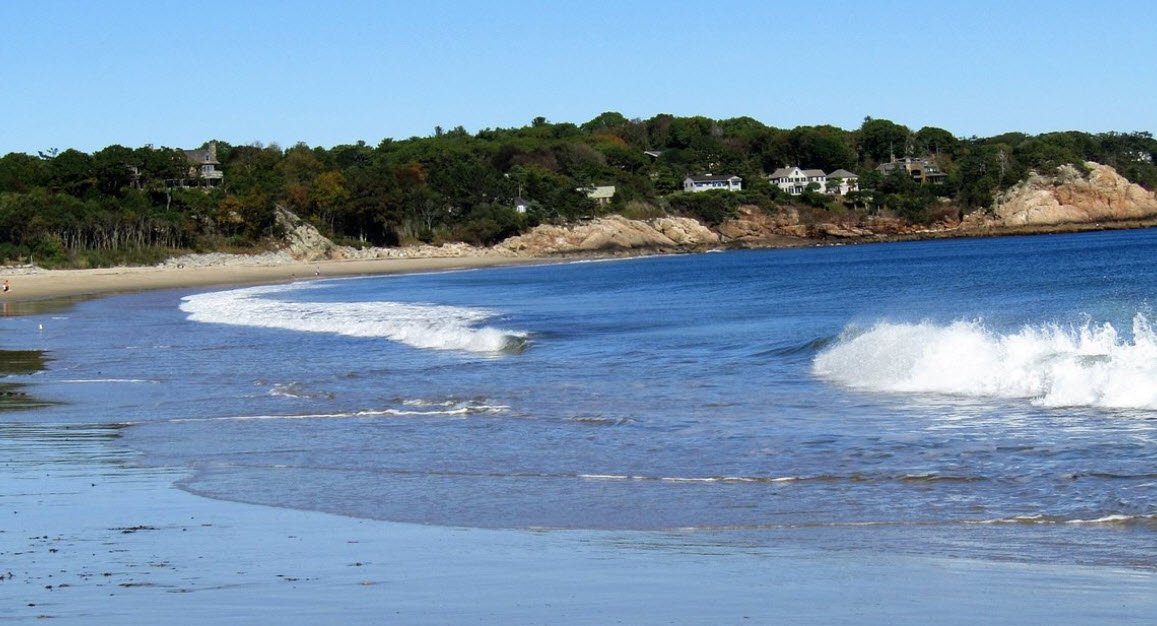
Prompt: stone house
<box><xmin>876</xmin><ymin>156</ymin><xmax>947</xmax><ymax>185</ymax></box>
<box><xmin>177</xmin><ymin>141</ymin><xmax>224</xmax><ymax>188</ymax></box>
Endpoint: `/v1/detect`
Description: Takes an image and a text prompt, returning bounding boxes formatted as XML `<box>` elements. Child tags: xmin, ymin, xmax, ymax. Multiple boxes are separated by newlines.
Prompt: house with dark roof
<box><xmin>683</xmin><ymin>174</ymin><xmax>743</xmax><ymax>193</ymax></box>
<box><xmin>176</xmin><ymin>141</ymin><xmax>224</xmax><ymax>188</ymax></box>
<box><xmin>876</xmin><ymin>156</ymin><xmax>947</xmax><ymax>185</ymax></box>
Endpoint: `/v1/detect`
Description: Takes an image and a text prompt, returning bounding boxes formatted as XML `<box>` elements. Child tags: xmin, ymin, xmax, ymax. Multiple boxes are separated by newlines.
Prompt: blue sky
<box><xmin>2</xmin><ymin>0</ymin><xmax>1154</xmax><ymax>155</ymax></box>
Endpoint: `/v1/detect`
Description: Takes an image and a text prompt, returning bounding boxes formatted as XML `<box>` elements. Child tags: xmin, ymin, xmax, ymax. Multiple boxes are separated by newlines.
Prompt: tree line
<box><xmin>1</xmin><ymin>113</ymin><xmax>1155</xmax><ymax>267</ymax></box>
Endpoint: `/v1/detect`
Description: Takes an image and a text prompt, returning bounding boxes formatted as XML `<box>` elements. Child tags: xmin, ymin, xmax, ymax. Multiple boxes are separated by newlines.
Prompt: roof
<box><xmin>183</xmin><ymin>148</ymin><xmax>218</xmax><ymax>164</ymax></box>
<box><xmin>827</xmin><ymin>169</ymin><xmax>859</xmax><ymax>178</ymax></box>
<box><xmin>769</xmin><ymin>167</ymin><xmax>797</xmax><ymax>179</ymax></box>
<box><xmin>686</xmin><ymin>174</ymin><xmax>741</xmax><ymax>183</ymax></box>
<box><xmin>584</xmin><ymin>185</ymin><xmax>616</xmax><ymax>199</ymax></box>
<box><xmin>802</xmin><ymin>169</ymin><xmax>826</xmax><ymax>177</ymax></box>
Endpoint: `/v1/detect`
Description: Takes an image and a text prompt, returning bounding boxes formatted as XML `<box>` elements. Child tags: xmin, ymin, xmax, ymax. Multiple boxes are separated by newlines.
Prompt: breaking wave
<box><xmin>180</xmin><ymin>284</ymin><xmax>528</xmax><ymax>355</ymax></box>
<box><xmin>812</xmin><ymin>314</ymin><xmax>1157</xmax><ymax>410</ymax></box>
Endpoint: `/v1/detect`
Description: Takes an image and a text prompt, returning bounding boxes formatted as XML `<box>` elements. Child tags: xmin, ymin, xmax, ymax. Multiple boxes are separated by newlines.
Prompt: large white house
<box><xmin>769</xmin><ymin>166</ymin><xmax>859</xmax><ymax>196</ymax></box>
<box><xmin>683</xmin><ymin>174</ymin><xmax>743</xmax><ymax>193</ymax></box>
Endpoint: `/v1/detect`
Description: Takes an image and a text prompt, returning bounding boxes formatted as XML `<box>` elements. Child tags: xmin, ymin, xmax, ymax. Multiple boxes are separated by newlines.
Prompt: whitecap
<box><xmin>180</xmin><ymin>283</ymin><xmax>528</xmax><ymax>355</ymax></box>
<box><xmin>812</xmin><ymin>314</ymin><xmax>1157</xmax><ymax>411</ymax></box>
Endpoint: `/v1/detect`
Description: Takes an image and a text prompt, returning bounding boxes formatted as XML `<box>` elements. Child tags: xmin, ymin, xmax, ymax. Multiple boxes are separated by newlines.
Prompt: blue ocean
<box><xmin>8</xmin><ymin>229</ymin><xmax>1157</xmax><ymax>569</ymax></box>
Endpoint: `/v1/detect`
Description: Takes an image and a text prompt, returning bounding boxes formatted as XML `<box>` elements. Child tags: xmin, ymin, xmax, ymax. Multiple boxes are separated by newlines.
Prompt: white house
<box><xmin>683</xmin><ymin>174</ymin><xmax>743</xmax><ymax>193</ymax></box>
<box><xmin>824</xmin><ymin>169</ymin><xmax>860</xmax><ymax>195</ymax></box>
<box><xmin>769</xmin><ymin>166</ymin><xmax>824</xmax><ymax>195</ymax></box>
<box><xmin>769</xmin><ymin>166</ymin><xmax>859</xmax><ymax>196</ymax></box>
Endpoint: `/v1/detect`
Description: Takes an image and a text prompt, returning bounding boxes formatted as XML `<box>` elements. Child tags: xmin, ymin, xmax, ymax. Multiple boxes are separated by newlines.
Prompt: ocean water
<box><xmin>6</xmin><ymin>229</ymin><xmax>1157</xmax><ymax>569</ymax></box>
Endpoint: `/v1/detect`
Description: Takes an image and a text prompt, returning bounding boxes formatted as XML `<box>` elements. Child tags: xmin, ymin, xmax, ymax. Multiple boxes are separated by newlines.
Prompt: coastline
<box><xmin>5</xmin><ymin>217</ymin><xmax>1157</xmax><ymax>307</ymax></box>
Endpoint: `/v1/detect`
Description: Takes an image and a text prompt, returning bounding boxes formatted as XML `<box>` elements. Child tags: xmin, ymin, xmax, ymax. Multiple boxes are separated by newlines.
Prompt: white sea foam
<box><xmin>968</xmin><ymin>513</ymin><xmax>1157</xmax><ymax>526</ymax></box>
<box><xmin>813</xmin><ymin>314</ymin><xmax>1157</xmax><ymax>410</ymax></box>
<box><xmin>56</xmin><ymin>378</ymin><xmax>159</xmax><ymax>384</ymax></box>
<box><xmin>171</xmin><ymin>403</ymin><xmax>510</xmax><ymax>423</ymax></box>
<box><xmin>180</xmin><ymin>284</ymin><xmax>527</xmax><ymax>355</ymax></box>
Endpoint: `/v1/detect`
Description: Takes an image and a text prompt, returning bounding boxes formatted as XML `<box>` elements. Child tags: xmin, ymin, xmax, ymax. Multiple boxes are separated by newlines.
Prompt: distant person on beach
<box><xmin>2</xmin><ymin>280</ymin><xmax>9</xmax><ymax>293</ymax></box>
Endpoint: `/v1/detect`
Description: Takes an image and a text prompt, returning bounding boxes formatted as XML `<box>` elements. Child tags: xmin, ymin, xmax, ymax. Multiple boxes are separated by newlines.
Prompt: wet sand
<box><xmin>4</xmin><ymin>425</ymin><xmax>1156</xmax><ymax>624</ymax></box>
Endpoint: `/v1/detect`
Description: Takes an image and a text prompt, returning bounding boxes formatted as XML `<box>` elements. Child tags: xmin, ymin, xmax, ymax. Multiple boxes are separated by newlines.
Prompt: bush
<box><xmin>618</xmin><ymin>200</ymin><xmax>665</xmax><ymax>220</ymax></box>
<box><xmin>665</xmin><ymin>190</ymin><xmax>739</xmax><ymax>225</ymax></box>
<box><xmin>444</xmin><ymin>204</ymin><xmax>527</xmax><ymax>246</ymax></box>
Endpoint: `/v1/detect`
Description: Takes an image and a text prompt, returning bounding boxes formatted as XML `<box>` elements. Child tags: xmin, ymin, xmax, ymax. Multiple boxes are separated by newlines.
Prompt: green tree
<box><xmin>45</xmin><ymin>149</ymin><xmax>95</xmax><ymax>197</ymax></box>
<box><xmin>0</xmin><ymin>152</ymin><xmax>46</xmax><ymax>193</ymax></box>
<box><xmin>858</xmin><ymin>117</ymin><xmax>911</xmax><ymax>164</ymax></box>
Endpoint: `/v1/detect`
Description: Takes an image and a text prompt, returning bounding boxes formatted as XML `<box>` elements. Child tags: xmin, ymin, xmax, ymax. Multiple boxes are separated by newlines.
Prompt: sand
<box><xmin>0</xmin><ymin>255</ymin><xmax>540</xmax><ymax>305</ymax></box>
<box><xmin>3</xmin><ymin>254</ymin><xmax>1157</xmax><ymax>623</ymax></box>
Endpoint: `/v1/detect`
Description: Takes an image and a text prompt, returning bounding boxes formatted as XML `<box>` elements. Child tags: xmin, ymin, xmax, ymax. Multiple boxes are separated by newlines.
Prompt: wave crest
<box><xmin>181</xmin><ymin>284</ymin><xmax>527</xmax><ymax>355</ymax></box>
<box><xmin>812</xmin><ymin>314</ymin><xmax>1157</xmax><ymax>410</ymax></box>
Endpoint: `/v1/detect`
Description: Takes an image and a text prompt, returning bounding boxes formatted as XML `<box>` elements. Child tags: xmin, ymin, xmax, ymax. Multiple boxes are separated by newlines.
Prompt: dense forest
<box><xmin>1</xmin><ymin>113</ymin><xmax>1155</xmax><ymax>268</ymax></box>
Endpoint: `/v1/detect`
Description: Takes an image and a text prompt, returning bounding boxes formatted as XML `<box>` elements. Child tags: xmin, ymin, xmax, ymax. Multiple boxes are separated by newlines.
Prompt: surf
<box><xmin>180</xmin><ymin>283</ymin><xmax>528</xmax><ymax>355</ymax></box>
<box><xmin>812</xmin><ymin>314</ymin><xmax>1157</xmax><ymax>411</ymax></box>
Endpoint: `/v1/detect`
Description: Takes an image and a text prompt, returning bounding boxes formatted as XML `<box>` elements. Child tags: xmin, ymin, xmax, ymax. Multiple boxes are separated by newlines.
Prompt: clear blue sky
<box><xmin>2</xmin><ymin>0</ymin><xmax>1154</xmax><ymax>155</ymax></box>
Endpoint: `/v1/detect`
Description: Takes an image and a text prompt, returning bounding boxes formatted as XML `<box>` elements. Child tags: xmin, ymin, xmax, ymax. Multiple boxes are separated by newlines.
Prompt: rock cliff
<box><xmin>495</xmin><ymin>215</ymin><xmax>719</xmax><ymax>256</ymax></box>
<box><xmin>964</xmin><ymin>162</ymin><xmax>1157</xmax><ymax>228</ymax></box>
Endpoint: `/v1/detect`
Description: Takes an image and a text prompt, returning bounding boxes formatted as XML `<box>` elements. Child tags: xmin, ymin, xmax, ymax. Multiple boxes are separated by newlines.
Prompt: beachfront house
<box><xmin>770</xmin><ymin>166</ymin><xmax>859</xmax><ymax>196</ymax></box>
<box><xmin>683</xmin><ymin>174</ymin><xmax>743</xmax><ymax>193</ymax></box>
<box><xmin>876</xmin><ymin>156</ymin><xmax>947</xmax><ymax>185</ymax></box>
<box><xmin>175</xmin><ymin>142</ymin><xmax>224</xmax><ymax>188</ymax></box>
<box><xmin>769</xmin><ymin>166</ymin><xmax>825</xmax><ymax>195</ymax></box>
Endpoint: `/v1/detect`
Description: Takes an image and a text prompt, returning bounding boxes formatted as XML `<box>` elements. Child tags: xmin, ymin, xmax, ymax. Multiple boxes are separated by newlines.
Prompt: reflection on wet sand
<box><xmin>0</xmin><ymin>348</ymin><xmax>52</xmax><ymax>410</ymax></box>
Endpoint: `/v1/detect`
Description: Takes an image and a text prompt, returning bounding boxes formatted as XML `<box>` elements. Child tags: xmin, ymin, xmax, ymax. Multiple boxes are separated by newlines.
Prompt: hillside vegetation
<box><xmin>1</xmin><ymin>114</ymin><xmax>1155</xmax><ymax>267</ymax></box>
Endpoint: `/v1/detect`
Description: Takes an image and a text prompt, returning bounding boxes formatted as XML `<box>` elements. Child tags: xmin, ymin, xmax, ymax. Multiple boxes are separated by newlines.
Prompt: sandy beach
<box><xmin>0</xmin><ymin>255</ymin><xmax>540</xmax><ymax>306</ymax></box>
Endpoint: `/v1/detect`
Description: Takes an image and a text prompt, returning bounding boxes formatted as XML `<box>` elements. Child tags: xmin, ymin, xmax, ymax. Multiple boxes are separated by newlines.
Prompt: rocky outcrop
<box><xmin>495</xmin><ymin>215</ymin><xmax>718</xmax><ymax>256</ymax></box>
<box><xmin>651</xmin><ymin>216</ymin><xmax>721</xmax><ymax>247</ymax></box>
<box><xmin>274</xmin><ymin>206</ymin><xmax>337</xmax><ymax>261</ymax></box>
<box><xmin>964</xmin><ymin>162</ymin><xmax>1157</xmax><ymax>228</ymax></box>
<box><xmin>717</xmin><ymin>206</ymin><xmax>808</xmax><ymax>242</ymax></box>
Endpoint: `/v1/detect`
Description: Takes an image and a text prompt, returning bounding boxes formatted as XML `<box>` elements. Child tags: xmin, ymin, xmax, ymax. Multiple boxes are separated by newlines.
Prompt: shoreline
<box><xmin>0</xmin><ymin>255</ymin><xmax>542</xmax><ymax>306</ymax></box>
<box><xmin>4</xmin><ymin>219</ymin><xmax>1157</xmax><ymax>307</ymax></box>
